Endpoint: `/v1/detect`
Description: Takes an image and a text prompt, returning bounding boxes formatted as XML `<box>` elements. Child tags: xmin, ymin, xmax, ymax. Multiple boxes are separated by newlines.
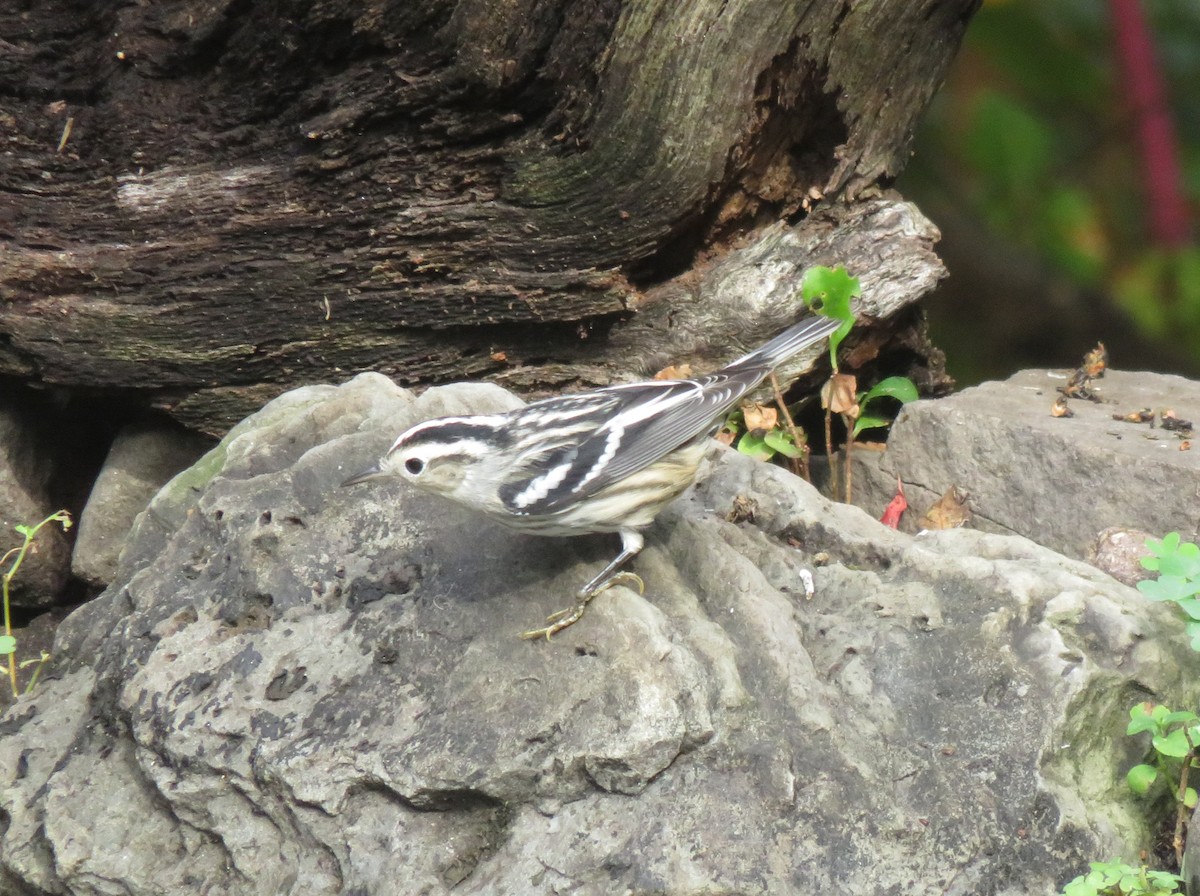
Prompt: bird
<box><xmin>343</xmin><ymin>313</ymin><xmax>840</xmax><ymax>639</ymax></box>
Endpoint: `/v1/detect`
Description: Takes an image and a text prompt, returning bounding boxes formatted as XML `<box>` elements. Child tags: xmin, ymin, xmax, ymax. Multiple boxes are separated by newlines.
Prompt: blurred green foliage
<box><xmin>903</xmin><ymin>0</ymin><xmax>1200</xmax><ymax>376</ymax></box>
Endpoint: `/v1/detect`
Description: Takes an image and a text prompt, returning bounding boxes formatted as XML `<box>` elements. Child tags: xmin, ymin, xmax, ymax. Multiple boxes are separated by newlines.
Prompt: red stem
<box><xmin>1109</xmin><ymin>0</ymin><xmax>1191</xmax><ymax>247</ymax></box>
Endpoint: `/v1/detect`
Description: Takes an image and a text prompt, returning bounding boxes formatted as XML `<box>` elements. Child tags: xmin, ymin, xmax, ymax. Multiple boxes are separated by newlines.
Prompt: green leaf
<box><xmin>800</xmin><ymin>265</ymin><xmax>859</xmax><ymax>361</ymax></box>
<box><xmin>853</xmin><ymin>376</ymin><xmax>920</xmax><ymax>438</ymax></box>
<box><xmin>737</xmin><ymin>432</ymin><xmax>775</xmax><ymax>461</ymax></box>
<box><xmin>1187</xmin><ymin>621</ymin><xmax>1200</xmax><ymax>652</ymax></box>
<box><xmin>859</xmin><ymin>376</ymin><xmax>920</xmax><ymax>406</ymax></box>
<box><xmin>1141</xmin><ymin>532</ymin><xmax>1200</xmax><ymax>574</ymax></box>
<box><xmin>0</xmin><ymin>634</ymin><xmax>15</xmax><ymax>655</ymax></box>
<box><xmin>1138</xmin><ymin>575</ymin><xmax>1200</xmax><ymax>603</ymax></box>
<box><xmin>1162</xmin><ymin>710</ymin><xmax>1200</xmax><ymax>725</ymax></box>
<box><xmin>1153</xmin><ymin>728</ymin><xmax>1193</xmax><ymax>758</ymax></box>
<box><xmin>1185</xmin><ymin>787</ymin><xmax>1198</xmax><ymax>809</ymax></box>
<box><xmin>1175</xmin><ymin>597</ymin><xmax>1200</xmax><ymax>620</ymax></box>
<box><xmin>1127</xmin><ymin>704</ymin><xmax>1161</xmax><ymax>735</ymax></box>
<box><xmin>852</xmin><ymin>414</ymin><xmax>893</xmax><ymax>438</ymax></box>
<box><xmin>763</xmin><ymin>429</ymin><xmax>804</xmax><ymax>459</ymax></box>
<box><xmin>12</xmin><ymin>524</ymin><xmax>31</xmax><ymax>538</ymax></box>
<box><xmin>801</xmin><ymin>266</ymin><xmax>859</xmax><ymax>319</ymax></box>
<box><xmin>1088</xmin><ymin>862</ymin><xmax>1124</xmax><ymax>887</ymax></box>
<box><xmin>1061</xmin><ymin>876</ymin><xmax>1097</xmax><ymax>896</ymax></box>
<box><xmin>1157</xmin><ymin>544</ymin><xmax>1200</xmax><ymax>579</ymax></box>
<box><xmin>1126</xmin><ymin>763</ymin><xmax>1158</xmax><ymax>793</ymax></box>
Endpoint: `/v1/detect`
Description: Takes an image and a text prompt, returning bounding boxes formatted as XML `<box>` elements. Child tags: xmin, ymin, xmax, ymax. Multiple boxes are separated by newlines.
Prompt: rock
<box><xmin>0</xmin><ymin>397</ymin><xmax>71</xmax><ymax>608</ymax></box>
<box><xmin>1087</xmin><ymin>527</ymin><xmax>1157</xmax><ymax>588</ymax></box>
<box><xmin>71</xmin><ymin>421</ymin><xmax>214</xmax><ymax>588</ymax></box>
<box><xmin>2</xmin><ymin>372</ymin><xmax>1196</xmax><ymax>895</ymax></box>
<box><xmin>873</xmin><ymin>369</ymin><xmax>1200</xmax><ymax>557</ymax></box>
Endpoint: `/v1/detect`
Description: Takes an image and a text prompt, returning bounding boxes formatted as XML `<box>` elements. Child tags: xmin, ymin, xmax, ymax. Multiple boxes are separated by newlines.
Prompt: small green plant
<box><xmin>1063</xmin><ymin>703</ymin><xmax>1198</xmax><ymax>891</ymax></box>
<box><xmin>1060</xmin><ymin>860</ymin><xmax>1183</xmax><ymax>896</ymax></box>
<box><xmin>1137</xmin><ymin>532</ymin><xmax>1200</xmax><ymax>651</ymax></box>
<box><xmin>736</xmin><ymin>425</ymin><xmax>806</xmax><ymax>462</ymax></box>
<box><xmin>1</xmin><ymin>510</ymin><xmax>71</xmax><ymax>698</ymax></box>
<box><xmin>853</xmin><ymin>376</ymin><xmax>920</xmax><ymax>438</ymax></box>
<box><xmin>728</xmin><ymin>406</ymin><xmax>808</xmax><ymax>464</ymax></box>
<box><xmin>1125</xmin><ymin>702</ymin><xmax>1198</xmax><ymax>865</ymax></box>
<box><xmin>713</xmin><ymin>266</ymin><xmax>856</xmax><ymax>481</ymax></box>
<box><xmin>800</xmin><ymin>266</ymin><xmax>918</xmax><ymax>502</ymax></box>
<box><xmin>800</xmin><ymin>265</ymin><xmax>857</xmax><ymax>364</ymax></box>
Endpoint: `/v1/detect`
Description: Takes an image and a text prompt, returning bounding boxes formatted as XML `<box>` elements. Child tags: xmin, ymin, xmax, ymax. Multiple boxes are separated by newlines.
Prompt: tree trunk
<box><xmin>1</xmin><ymin>0</ymin><xmax>978</xmax><ymax>433</ymax></box>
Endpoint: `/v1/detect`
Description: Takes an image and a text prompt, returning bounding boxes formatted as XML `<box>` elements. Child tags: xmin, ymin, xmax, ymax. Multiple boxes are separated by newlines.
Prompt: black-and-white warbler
<box><xmin>343</xmin><ymin>314</ymin><xmax>840</xmax><ymax>639</ymax></box>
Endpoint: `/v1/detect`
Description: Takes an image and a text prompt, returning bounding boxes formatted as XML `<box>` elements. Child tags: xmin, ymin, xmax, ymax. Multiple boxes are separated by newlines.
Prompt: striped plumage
<box><xmin>344</xmin><ymin>314</ymin><xmax>839</xmax><ymax>638</ymax></box>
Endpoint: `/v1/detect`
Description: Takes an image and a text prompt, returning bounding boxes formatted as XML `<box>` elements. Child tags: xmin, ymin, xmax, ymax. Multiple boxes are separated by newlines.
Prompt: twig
<box><xmin>1175</xmin><ymin>736</ymin><xmax>1196</xmax><ymax>867</ymax></box>
<box><xmin>824</xmin><ymin>406</ymin><xmax>838</xmax><ymax>499</ymax></box>
<box><xmin>843</xmin><ymin>418</ymin><xmax>854</xmax><ymax>505</ymax></box>
<box><xmin>768</xmin><ymin>372</ymin><xmax>808</xmax><ymax>480</ymax></box>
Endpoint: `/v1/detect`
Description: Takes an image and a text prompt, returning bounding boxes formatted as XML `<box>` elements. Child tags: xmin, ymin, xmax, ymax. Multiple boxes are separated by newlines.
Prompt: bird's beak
<box><xmin>341</xmin><ymin>464</ymin><xmax>387</xmax><ymax>487</ymax></box>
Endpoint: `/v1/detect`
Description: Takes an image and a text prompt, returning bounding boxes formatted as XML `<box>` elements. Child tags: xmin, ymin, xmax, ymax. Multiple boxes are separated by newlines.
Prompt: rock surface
<box><xmin>856</xmin><ymin>369</ymin><xmax>1200</xmax><ymax>557</ymax></box>
<box><xmin>71</xmin><ymin>422</ymin><xmax>214</xmax><ymax>588</ymax></box>
<box><xmin>1</xmin><ymin>373</ymin><xmax>1197</xmax><ymax>896</ymax></box>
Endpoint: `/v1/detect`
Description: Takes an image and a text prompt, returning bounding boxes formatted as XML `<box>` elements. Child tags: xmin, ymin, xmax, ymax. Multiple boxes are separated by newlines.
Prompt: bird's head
<box><xmin>341</xmin><ymin>415</ymin><xmax>503</xmax><ymax>501</ymax></box>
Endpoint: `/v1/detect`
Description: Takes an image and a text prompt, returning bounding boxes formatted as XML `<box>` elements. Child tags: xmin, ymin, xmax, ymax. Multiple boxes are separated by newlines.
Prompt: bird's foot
<box><xmin>519</xmin><ymin>572</ymin><xmax>645</xmax><ymax>641</ymax></box>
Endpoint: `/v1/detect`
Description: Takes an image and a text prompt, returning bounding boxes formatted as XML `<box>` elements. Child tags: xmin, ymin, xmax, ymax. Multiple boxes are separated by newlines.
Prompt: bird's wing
<box><xmin>498</xmin><ymin>370</ymin><xmax>763</xmax><ymax>515</ymax></box>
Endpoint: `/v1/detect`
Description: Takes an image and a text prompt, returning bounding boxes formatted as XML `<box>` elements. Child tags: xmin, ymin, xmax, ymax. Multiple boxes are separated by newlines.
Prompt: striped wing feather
<box><xmin>499</xmin><ymin>368</ymin><xmax>764</xmax><ymax>515</ymax></box>
<box><xmin>497</xmin><ymin>315</ymin><xmax>838</xmax><ymax>517</ymax></box>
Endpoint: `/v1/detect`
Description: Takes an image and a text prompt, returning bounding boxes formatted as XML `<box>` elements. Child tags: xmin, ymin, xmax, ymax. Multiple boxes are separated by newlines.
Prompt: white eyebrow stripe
<box><xmin>390</xmin><ymin>414</ymin><xmax>510</xmax><ymax>452</ymax></box>
<box><xmin>391</xmin><ymin>438</ymin><xmax>494</xmax><ymax>462</ymax></box>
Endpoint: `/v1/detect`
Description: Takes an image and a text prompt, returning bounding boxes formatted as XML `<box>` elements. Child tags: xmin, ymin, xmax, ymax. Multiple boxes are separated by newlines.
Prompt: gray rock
<box><xmin>1087</xmin><ymin>527</ymin><xmax>1157</xmax><ymax>588</ymax></box>
<box><xmin>873</xmin><ymin>369</ymin><xmax>1200</xmax><ymax>556</ymax></box>
<box><xmin>1</xmin><ymin>372</ymin><xmax>1196</xmax><ymax>896</ymax></box>
<box><xmin>0</xmin><ymin>398</ymin><xmax>70</xmax><ymax>608</ymax></box>
<box><xmin>71</xmin><ymin>422</ymin><xmax>213</xmax><ymax>588</ymax></box>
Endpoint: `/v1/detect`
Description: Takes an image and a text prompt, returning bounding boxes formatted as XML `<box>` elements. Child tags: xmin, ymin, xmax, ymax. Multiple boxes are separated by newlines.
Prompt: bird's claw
<box><xmin>609</xmin><ymin>571</ymin><xmax>645</xmax><ymax>595</ymax></box>
<box><xmin>519</xmin><ymin>572</ymin><xmax>646</xmax><ymax>640</ymax></box>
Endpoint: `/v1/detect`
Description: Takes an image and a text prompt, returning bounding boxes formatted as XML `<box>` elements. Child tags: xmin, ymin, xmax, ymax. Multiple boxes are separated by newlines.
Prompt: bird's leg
<box><xmin>520</xmin><ymin>530</ymin><xmax>645</xmax><ymax>640</ymax></box>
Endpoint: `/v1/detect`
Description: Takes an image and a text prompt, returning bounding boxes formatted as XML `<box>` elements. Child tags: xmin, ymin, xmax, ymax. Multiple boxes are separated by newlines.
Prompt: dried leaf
<box><xmin>714</xmin><ymin>423</ymin><xmax>738</xmax><ymax>447</ymax></box>
<box><xmin>822</xmin><ymin>373</ymin><xmax>859</xmax><ymax>416</ymax></box>
<box><xmin>654</xmin><ymin>363</ymin><xmax>692</xmax><ymax>381</ymax></box>
<box><xmin>1082</xmin><ymin>342</ymin><xmax>1108</xmax><ymax>378</ymax></box>
<box><xmin>726</xmin><ymin>496</ymin><xmax>758</xmax><ymax>524</ymax></box>
<box><xmin>920</xmin><ymin>486</ymin><xmax>971</xmax><ymax>531</ymax></box>
<box><xmin>741</xmin><ymin>401</ymin><xmax>777</xmax><ymax>433</ymax></box>
<box><xmin>1161</xmin><ymin>408</ymin><xmax>1194</xmax><ymax>434</ymax></box>
<box><xmin>1113</xmin><ymin>407</ymin><xmax>1153</xmax><ymax>423</ymax></box>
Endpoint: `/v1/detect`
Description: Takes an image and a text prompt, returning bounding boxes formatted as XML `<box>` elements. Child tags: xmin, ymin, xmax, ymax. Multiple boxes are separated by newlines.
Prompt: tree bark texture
<box><xmin>1</xmin><ymin>0</ymin><xmax>979</xmax><ymax>433</ymax></box>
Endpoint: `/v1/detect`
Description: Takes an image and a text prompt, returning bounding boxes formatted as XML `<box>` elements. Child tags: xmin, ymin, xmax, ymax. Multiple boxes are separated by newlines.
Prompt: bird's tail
<box><xmin>728</xmin><ymin>314</ymin><xmax>841</xmax><ymax>371</ymax></box>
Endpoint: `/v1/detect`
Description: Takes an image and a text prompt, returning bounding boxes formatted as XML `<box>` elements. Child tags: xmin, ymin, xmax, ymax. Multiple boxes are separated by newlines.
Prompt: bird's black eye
<box><xmin>405</xmin><ymin>457</ymin><xmax>425</xmax><ymax>475</ymax></box>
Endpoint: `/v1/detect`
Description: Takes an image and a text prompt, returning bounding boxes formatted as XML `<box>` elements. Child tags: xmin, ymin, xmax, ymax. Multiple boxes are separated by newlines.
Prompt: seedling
<box><xmin>1137</xmin><ymin>532</ymin><xmax>1200</xmax><ymax>651</ymax></box>
<box><xmin>2</xmin><ymin>511</ymin><xmax>71</xmax><ymax>698</ymax></box>
<box><xmin>1060</xmin><ymin>860</ymin><xmax>1182</xmax><ymax>896</ymax></box>
<box><xmin>854</xmin><ymin>376</ymin><xmax>920</xmax><ymax>437</ymax></box>
<box><xmin>1125</xmin><ymin>702</ymin><xmax>1198</xmax><ymax>866</ymax></box>
<box><xmin>800</xmin><ymin>266</ymin><xmax>918</xmax><ymax>502</ymax></box>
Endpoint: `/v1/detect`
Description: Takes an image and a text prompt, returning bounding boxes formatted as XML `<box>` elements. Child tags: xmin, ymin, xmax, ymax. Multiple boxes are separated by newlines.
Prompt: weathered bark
<box><xmin>1</xmin><ymin>0</ymin><xmax>978</xmax><ymax>432</ymax></box>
